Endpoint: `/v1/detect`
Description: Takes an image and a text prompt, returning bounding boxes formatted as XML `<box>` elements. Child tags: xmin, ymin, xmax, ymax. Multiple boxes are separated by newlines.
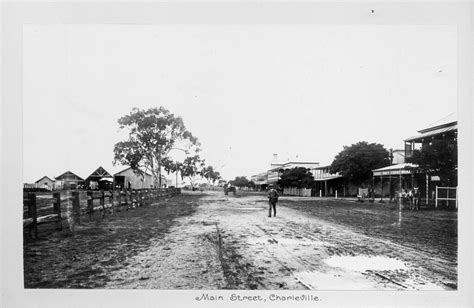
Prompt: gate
<box><xmin>435</xmin><ymin>186</ymin><xmax>457</xmax><ymax>209</ymax></box>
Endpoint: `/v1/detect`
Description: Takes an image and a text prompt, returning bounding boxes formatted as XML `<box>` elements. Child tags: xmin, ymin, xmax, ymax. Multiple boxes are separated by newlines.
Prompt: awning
<box><xmin>404</xmin><ymin>124</ymin><xmax>457</xmax><ymax>142</ymax></box>
<box><xmin>313</xmin><ymin>175</ymin><xmax>343</xmax><ymax>181</ymax></box>
<box><xmin>372</xmin><ymin>163</ymin><xmax>418</xmax><ymax>176</ymax></box>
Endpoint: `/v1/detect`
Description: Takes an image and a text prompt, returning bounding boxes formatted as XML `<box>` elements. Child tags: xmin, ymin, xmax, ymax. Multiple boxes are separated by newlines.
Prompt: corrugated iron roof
<box><xmin>372</xmin><ymin>163</ymin><xmax>418</xmax><ymax>172</ymax></box>
<box><xmin>55</xmin><ymin>171</ymin><xmax>84</xmax><ymax>181</ymax></box>
<box><xmin>114</xmin><ymin>166</ymin><xmax>154</xmax><ymax>177</ymax></box>
<box><xmin>313</xmin><ymin>175</ymin><xmax>343</xmax><ymax>181</ymax></box>
<box><xmin>404</xmin><ymin>124</ymin><xmax>457</xmax><ymax>142</ymax></box>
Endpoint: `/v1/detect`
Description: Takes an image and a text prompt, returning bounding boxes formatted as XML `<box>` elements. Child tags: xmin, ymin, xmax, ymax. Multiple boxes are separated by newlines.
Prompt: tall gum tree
<box><xmin>201</xmin><ymin>165</ymin><xmax>222</xmax><ymax>185</ymax></box>
<box><xmin>178</xmin><ymin>155</ymin><xmax>206</xmax><ymax>188</ymax></box>
<box><xmin>113</xmin><ymin>107</ymin><xmax>200</xmax><ymax>187</ymax></box>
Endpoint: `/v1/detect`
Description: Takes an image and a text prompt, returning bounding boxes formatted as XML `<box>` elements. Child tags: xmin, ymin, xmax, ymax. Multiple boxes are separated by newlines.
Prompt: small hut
<box><xmin>34</xmin><ymin>176</ymin><xmax>55</xmax><ymax>190</ymax></box>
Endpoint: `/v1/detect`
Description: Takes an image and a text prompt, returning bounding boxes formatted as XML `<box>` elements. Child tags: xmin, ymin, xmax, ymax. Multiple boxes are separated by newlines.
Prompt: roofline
<box><xmin>311</xmin><ymin>165</ymin><xmax>331</xmax><ymax>169</ymax></box>
<box><xmin>313</xmin><ymin>175</ymin><xmax>343</xmax><ymax>181</ymax></box>
<box><xmin>54</xmin><ymin>171</ymin><xmax>84</xmax><ymax>181</ymax></box>
<box><xmin>113</xmin><ymin>166</ymin><xmax>158</xmax><ymax>177</ymax></box>
<box><xmin>35</xmin><ymin>176</ymin><xmax>54</xmax><ymax>183</ymax></box>
<box><xmin>251</xmin><ymin>172</ymin><xmax>268</xmax><ymax>177</ymax></box>
<box><xmin>282</xmin><ymin>161</ymin><xmax>319</xmax><ymax>165</ymax></box>
<box><xmin>418</xmin><ymin>121</ymin><xmax>457</xmax><ymax>133</ymax></box>
<box><xmin>86</xmin><ymin>166</ymin><xmax>113</xmax><ymax>178</ymax></box>
<box><xmin>372</xmin><ymin>163</ymin><xmax>418</xmax><ymax>172</ymax></box>
<box><xmin>405</xmin><ymin>124</ymin><xmax>457</xmax><ymax>142</ymax></box>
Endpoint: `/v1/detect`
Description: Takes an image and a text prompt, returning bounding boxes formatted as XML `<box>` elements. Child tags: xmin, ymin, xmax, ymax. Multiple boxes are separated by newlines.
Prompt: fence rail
<box><xmin>435</xmin><ymin>186</ymin><xmax>457</xmax><ymax>209</ymax></box>
<box><xmin>23</xmin><ymin>188</ymin><xmax>181</xmax><ymax>239</ymax></box>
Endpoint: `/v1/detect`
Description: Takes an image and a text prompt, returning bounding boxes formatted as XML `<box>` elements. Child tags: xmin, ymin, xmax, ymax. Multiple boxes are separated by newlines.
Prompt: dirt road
<box><xmin>24</xmin><ymin>191</ymin><xmax>457</xmax><ymax>290</ymax></box>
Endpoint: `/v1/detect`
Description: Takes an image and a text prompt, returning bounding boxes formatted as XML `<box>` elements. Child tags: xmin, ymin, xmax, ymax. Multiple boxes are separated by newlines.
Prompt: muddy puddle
<box><xmin>324</xmin><ymin>255</ymin><xmax>408</xmax><ymax>271</ymax></box>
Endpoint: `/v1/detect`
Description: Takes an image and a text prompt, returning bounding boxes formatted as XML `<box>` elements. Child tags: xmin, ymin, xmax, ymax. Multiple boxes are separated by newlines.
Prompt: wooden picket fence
<box><xmin>283</xmin><ymin>187</ymin><xmax>312</xmax><ymax>197</ymax></box>
<box><xmin>23</xmin><ymin>188</ymin><xmax>181</xmax><ymax>239</ymax></box>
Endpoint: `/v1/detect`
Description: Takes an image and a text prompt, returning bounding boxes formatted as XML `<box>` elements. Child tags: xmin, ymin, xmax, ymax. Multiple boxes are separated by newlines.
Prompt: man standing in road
<box><xmin>267</xmin><ymin>184</ymin><xmax>279</xmax><ymax>217</ymax></box>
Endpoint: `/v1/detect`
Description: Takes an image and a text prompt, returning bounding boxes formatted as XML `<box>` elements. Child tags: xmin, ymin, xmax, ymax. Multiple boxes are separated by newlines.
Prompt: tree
<box><xmin>277</xmin><ymin>167</ymin><xmax>314</xmax><ymax>188</ymax></box>
<box><xmin>113</xmin><ymin>107</ymin><xmax>199</xmax><ymax>187</ymax></box>
<box><xmin>406</xmin><ymin>139</ymin><xmax>457</xmax><ymax>186</ymax></box>
<box><xmin>201</xmin><ymin>166</ymin><xmax>222</xmax><ymax>185</ymax></box>
<box><xmin>330</xmin><ymin>141</ymin><xmax>390</xmax><ymax>185</ymax></box>
<box><xmin>231</xmin><ymin>176</ymin><xmax>250</xmax><ymax>188</ymax></box>
<box><xmin>179</xmin><ymin>155</ymin><xmax>206</xmax><ymax>188</ymax></box>
<box><xmin>248</xmin><ymin>181</ymin><xmax>256</xmax><ymax>189</ymax></box>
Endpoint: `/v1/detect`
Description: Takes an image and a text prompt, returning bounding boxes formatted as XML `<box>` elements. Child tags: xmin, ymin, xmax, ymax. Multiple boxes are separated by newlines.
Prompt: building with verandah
<box><xmin>372</xmin><ymin>113</ymin><xmax>457</xmax><ymax>208</ymax></box>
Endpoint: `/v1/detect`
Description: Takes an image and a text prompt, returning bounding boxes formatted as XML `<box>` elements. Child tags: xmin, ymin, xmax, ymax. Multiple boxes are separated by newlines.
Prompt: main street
<box><xmin>24</xmin><ymin>191</ymin><xmax>457</xmax><ymax>290</ymax></box>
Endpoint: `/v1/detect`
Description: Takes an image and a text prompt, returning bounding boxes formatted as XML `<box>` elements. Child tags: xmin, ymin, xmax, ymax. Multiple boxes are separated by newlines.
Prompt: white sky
<box><xmin>23</xmin><ymin>24</ymin><xmax>457</xmax><ymax>183</ymax></box>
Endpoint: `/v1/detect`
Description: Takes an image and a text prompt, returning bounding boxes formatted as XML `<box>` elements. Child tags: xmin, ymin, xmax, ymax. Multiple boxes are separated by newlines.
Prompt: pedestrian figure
<box><xmin>267</xmin><ymin>184</ymin><xmax>279</xmax><ymax>217</ymax></box>
<box><xmin>413</xmin><ymin>187</ymin><xmax>420</xmax><ymax>211</ymax></box>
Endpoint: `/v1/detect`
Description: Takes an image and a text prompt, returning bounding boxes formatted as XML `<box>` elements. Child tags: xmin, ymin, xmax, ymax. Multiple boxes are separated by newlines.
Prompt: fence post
<box><xmin>150</xmin><ymin>189</ymin><xmax>155</xmax><ymax>204</ymax></box>
<box><xmin>103</xmin><ymin>191</ymin><xmax>110</xmax><ymax>215</ymax></box>
<box><xmin>121</xmin><ymin>190</ymin><xmax>127</xmax><ymax>211</ymax></box>
<box><xmin>112</xmin><ymin>190</ymin><xmax>120</xmax><ymax>213</ymax></box>
<box><xmin>447</xmin><ymin>188</ymin><xmax>449</xmax><ymax>209</ymax></box>
<box><xmin>138</xmin><ymin>190</ymin><xmax>143</xmax><ymax>207</ymax></box>
<box><xmin>53</xmin><ymin>192</ymin><xmax>62</xmax><ymax>230</ymax></box>
<box><xmin>27</xmin><ymin>193</ymin><xmax>38</xmax><ymax>239</ymax></box>
<box><xmin>87</xmin><ymin>191</ymin><xmax>94</xmax><ymax>220</ymax></box>
<box><xmin>123</xmin><ymin>190</ymin><xmax>128</xmax><ymax>210</ymax></box>
<box><xmin>118</xmin><ymin>190</ymin><xmax>123</xmax><ymax>211</ymax></box>
<box><xmin>141</xmin><ymin>189</ymin><xmax>146</xmax><ymax>206</ymax></box>
<box><xmin>319</xmin><ymin>190</ymin><xmax>322</xmax><ymax>198</ymax></box>
<box><xmin>100</xmin><ymin>189</ymin><xmax>107</xmax><ymax>218</ymax></box>
<box><xmin>60</xmin><ymin>190</ymin><xmax>75</xmax><ymax>234</ymax></box>
<box><xmin>109</xmin><ymin>190</ymin><xmax>114</xmax><ymax>214</ymax></box>
<box><xmin>108</xmin><ymin>191</ymin><xmax>114</xmax><ymax>214</ymax></box>
<box><xmin>126</xmin><ymin>190</ymin><xmax>131</xmax><ymax>210</ymax></box>
<box><xmin>72</xmin><ymin>191</ymin><xmax>81</xmax><ymax>225</ymax></box>
<box><xmin>100</xmin><ymin>190</ymin><xmax>106</xmax><ymax>218</ymax></box>
<box><xmin>435</xmin><ymin>186</ymin><xmax>438</xmax><ymax>208</ymax></box>
<box><xmin>117</xmin><ymin>190</ymin><xmax>122</xmax><ymax>212</ymax></box>
<box><xmin>132</xmin><ymin>190</ymin><xmax>137</xmax><ymax>208</ymax></box>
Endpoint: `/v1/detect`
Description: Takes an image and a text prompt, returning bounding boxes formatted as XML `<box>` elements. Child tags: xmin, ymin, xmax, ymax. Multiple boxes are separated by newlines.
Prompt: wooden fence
<box><xmin>283</xmin><ymin>187</ymin><xmax>312</xmax><ymax>197</ymax></box>
<box><xmin>23</xmin><ymin>188</ymin><xmax>181</xmax><ymax>239</ymax></box>
<box><xmin>435</xmin><ymin>186</ymin><xmax>457</xmax><ymax>209</ymax></box>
